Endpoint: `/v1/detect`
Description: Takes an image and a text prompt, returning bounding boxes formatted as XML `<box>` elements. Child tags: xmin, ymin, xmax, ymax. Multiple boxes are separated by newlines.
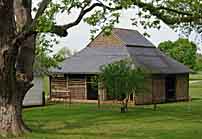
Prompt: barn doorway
<box><xmin>87</xmin><ymin>80</ymin><xmax>98</xmax><ymax>100</ymax></box>
<box><xmin>165</xmin><ymin>76</ymin><xmax>176</xmax><ymax>102</ymax></box>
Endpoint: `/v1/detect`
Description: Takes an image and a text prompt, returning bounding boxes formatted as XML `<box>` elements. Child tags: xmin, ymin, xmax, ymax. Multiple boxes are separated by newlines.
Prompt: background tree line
<box><xmin>158</xmin><ymin>38</ymin><xmax>202</xmax><ymax>72</ymax></box>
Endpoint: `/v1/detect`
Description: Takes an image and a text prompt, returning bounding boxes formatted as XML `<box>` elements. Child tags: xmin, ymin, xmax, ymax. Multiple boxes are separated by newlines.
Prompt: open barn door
<box><xmin>87</xmin><ymin>77</ymin><xmax>98</xmax><ymax>100</ymax></box>
<box><xmin>165</xmin><ymin>76</ymin><xmax>176</xmax><ymax>102</ymax></box>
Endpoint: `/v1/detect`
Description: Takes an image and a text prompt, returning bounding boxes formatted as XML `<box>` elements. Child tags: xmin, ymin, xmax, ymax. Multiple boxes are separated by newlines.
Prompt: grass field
<box><xmin>16</xmin><ymin>74</ymin><xmax>202</xmax><ymax>139</ymax></box>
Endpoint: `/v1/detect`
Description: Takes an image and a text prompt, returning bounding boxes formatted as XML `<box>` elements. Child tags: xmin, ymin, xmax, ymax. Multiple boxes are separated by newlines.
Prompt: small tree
<box><xmin>97</xmin><ymin>59</ymin><xmax>147</xmax><ymax>113</ymax></box>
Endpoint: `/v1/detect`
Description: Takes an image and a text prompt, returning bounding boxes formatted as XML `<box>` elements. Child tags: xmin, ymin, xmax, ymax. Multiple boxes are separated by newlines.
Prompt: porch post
<box><xmin>84</xmin><ymin>76</ymin><xmax>87</xmax><ymax>100</ymax></box>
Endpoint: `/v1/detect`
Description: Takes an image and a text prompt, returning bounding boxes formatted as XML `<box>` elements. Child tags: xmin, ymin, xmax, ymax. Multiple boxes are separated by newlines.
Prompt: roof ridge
<box><xmin>113</xmin><ymin>27</ymin><xmax>138</xmax><ymax>32</ymax></box>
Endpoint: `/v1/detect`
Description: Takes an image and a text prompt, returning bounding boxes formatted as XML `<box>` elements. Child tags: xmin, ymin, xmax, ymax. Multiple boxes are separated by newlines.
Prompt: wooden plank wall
<box><xmin>135</xmin><ymin>74</ymin><xmax>189</xmax><ymax>105</ymax></box>
<box><xmin>68</xmin><ymin>79</ymin><xmax>86</xmax><ymax>100</ymax></box>
<box><xmin>135</xmin><ymin>79</ymin><xmax>153</xmax><ymax>105</ymax></box>
<box><xmin>88</xmin><ymin>33</ymin><xmax>124</xmax><ymax>48</ymax></box>
<box><xmin>152</xmin><ymin>79</ymin><xmax>166</xmax><ymax>103</ymax></box>
<box><xmin>51</xmin><ymin>77</ymin><xmax>67</xmax><ymax>90</ymax></box>
<box><xmin>176</xmin><ymin>74</ymin><xmax>189</xmax><ymax>101</ymax></box>
<box><xmin>50</xmin><ymin>76</ymin><xmax>68</xmax><ymax>98</ymax></box>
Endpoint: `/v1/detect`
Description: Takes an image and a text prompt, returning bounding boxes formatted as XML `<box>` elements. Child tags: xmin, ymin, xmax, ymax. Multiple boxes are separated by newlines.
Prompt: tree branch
<box><xmin>31</xmin><ymin>0</ymin><xmax>51</xmax><ymax>29</ymax></box>
<box><xmin>12</xmin><ymin>0</ymin><xmax>51</xmax><ymax>46</ymax></box>
<box><xmin>33</xmin><ymin>0</ymin><xmax>51</xmax><ymax>22</ymax></box>
<box><xmin>13</xmin><ymin>1</ymin><xmax>120</xmax><ymax>44</ymax></box>
<box><xmin>133</xmin><ymin>0</ymin><xmax>202</xmax><ymax>25</ymax></box>
<box><xmin>12</xmin><ymin>30</ymin><xmax>37</xmax><ymax>47</ymax></box>
<box><xmin>50</xmin><ymin>1</ymin><xmax>122</xmax><ymax>37</ymax></box>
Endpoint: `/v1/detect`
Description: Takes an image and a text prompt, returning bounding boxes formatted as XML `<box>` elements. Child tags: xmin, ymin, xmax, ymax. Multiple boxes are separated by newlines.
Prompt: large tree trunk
<box><xmin>0</xmin><ymin>83</ymin><xmax>31</xmax><ymax>136</ymax></box>
<box><xmin>0</xmin><ymin>0</ymin><xmax>35</xmax><ymax>136</ymax></box>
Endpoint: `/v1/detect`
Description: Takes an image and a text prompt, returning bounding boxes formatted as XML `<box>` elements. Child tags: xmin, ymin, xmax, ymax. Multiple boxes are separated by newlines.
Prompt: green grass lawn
<box><xmin>17</xmin><ymin>75</ymin><xmax>202</xmax><ymax>139</ymax></box>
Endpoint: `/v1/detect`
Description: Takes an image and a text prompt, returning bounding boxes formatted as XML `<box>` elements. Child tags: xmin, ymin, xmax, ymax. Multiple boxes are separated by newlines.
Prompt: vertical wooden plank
<box><xmin>98</xmin><ymin>83</ymin><xmax>101</xmax><ymax>101</ymax></box>
<box><xmin>176</xmin><ymin>74</ymin><xmax>189</xmax><ymax>101</ymax></box>
<box><xmin>135</xmin><ymin>79</ymin><xmax>153</xmax><ymax>105</ymax></box>
<box><xmin>68</xmin><ymin>79</ymin><xmax>86</xmax><ymax>100</ymax></box>
<box><xmin>152</xmin><ymin>79</ymin><xmax>165</xmax><ymax>103</ymax></box>
<box><xmin>66</xmin><ymin>75</ymin><xmax>69</xmax><ymax>89</ymax></box>
<box><xmin>85</xmin><ymin>76</ymin><xmax>87</xmax><ymax>100</ymax></box>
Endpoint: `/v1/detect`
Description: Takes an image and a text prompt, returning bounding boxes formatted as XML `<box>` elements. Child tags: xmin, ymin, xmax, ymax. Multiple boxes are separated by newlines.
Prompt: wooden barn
<box><xmin>49</xmin><ymin>28</ymin><xmax>191</xmax><ymax>104</ymax></box>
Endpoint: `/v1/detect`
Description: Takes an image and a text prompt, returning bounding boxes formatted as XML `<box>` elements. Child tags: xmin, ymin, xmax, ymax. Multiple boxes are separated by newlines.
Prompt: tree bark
<box><xmin>0</xmin><ymin>84</ymin><xmax>31</xmax><ymax>137</ymax></box>
<box><xmin>0</xmin><ymin>0</ymin><xmax>34</xmax><ymax>136</ymax></box>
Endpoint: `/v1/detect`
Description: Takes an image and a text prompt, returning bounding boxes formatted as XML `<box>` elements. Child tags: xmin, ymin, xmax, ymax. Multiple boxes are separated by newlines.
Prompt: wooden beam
<box><xmin>84</xmin><ymin>76</ymin><xmax>87</xmax><ymax>100</ymax></box>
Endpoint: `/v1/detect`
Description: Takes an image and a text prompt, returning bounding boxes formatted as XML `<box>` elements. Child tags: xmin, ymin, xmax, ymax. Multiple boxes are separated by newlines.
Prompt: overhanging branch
<box><xmin>50</xmin><ymin>1</ymin><xmax>123</xmax><ymax>37</ymax></box>
<box><xmin>133</xmin><ymin>0</ymin><xmax>202</xmax><ymax>25</ymax></box>
<box><xmin>50</xmin><ymin>2</ymin><xmax>114</xmax><ymax>37</ymax></box>
<box><xmin>12</xmin><ymin>1</ymin><xmax>111</xmax><ymax>44</ymax></box>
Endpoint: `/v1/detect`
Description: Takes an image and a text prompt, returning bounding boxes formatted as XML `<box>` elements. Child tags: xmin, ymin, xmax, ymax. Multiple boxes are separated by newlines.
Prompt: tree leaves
<box><xmin>158</xmin><ymin>38</ymin><xmax>197</xmax><ymax>69</ymax></box>
<box><xmin>97</xmin><ymin>59</ymin><xmax>147</xmax><ymax>101</ymax></box>
<box><xmin>34</xmin><ymin>34</ymin><xmax>73</xmax><ymax>76</ymax></box>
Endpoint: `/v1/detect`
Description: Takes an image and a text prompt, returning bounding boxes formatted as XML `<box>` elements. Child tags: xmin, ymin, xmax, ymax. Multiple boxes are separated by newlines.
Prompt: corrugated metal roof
<box><xmin>127</xmin><ymin>47</ymin><xmax>191</xmax><ymax>74</ymax></box>
<box><xmin>112</xmin><ymin>28</ymin><xmax>155</xmax><ymax>47</ymax></box>
<box><xmin>51</xmin><ymin>47</ymin><xmax>191</xmax><ymax>74</ymax></box>
<box><xmin>51</xmin><ymin>47</ymin><xmax>129</xmax><ymax>74</ymax></box>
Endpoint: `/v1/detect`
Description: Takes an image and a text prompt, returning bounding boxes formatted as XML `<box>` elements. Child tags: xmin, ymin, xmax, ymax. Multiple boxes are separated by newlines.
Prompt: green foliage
<box><xmin>97</xmin><ymin>59</ymin><xmax>147</xmax><ymax>101</ymax></box>
<box><xmin>159</xmin><ymin>38</ymin><xmax>197</xmax><ymax>69</ymax></box>
<box><xmin>34</xmin><ymin>34</ymin><xmax>73</xmax><ymax>76</ymax></box>
<box><xmin>84</xmin><ymin>10</ymin><xmax>121</xmax><ymax>39</ymax></box>
<box><xmin>36</xmin><ymin>2</ymin><xmax>60</xmax><ymax>32</ymax></box>
<box><xmin>56</xmin><ymin>47</ymin><xmax>75</xmax><ymax>61</ymax></box>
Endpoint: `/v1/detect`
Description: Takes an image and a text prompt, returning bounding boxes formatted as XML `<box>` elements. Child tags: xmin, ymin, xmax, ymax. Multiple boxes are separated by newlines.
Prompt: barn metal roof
<box><xmin>50</xmin><ymin>47</ymin><xmax>129</xmax><ymax>74</ymax></box>
<box><xmin>51</xmin><ymin>47</ymin><xmax>191</xmax><ymax>74</ymax></box>
<box><xmin>126</xmin><ymin>47</ymin><xmax>191</xmax><ymax>74</ymax></box>
<box><xmin>112</xmin><ymin>28</ymin><xmax>155</xmax><ymax>47</ymax></box>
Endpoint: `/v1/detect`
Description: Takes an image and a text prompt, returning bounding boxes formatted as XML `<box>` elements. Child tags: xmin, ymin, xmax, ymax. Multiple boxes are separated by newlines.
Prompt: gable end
<box><xmin>87</xmin><ymin>32</ymin><xmax>125</xmax><ymax>48</ymax></box>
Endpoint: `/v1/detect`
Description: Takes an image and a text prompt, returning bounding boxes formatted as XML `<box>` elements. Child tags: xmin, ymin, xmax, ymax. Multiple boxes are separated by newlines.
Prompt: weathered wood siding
<box><xmin>50</xmin><ymin>75</ymin><xmax>88</xmax><ymax>100</ymax></box>
<box><xmin>50</xmin><ymin>75</ymin><xmax>68</xmax><ymax>99</ymax></box>
<box><xmin>152</xmin><ymin>79</ymin><xmax>166</xmax><ymax>103</ymax></box>
<box><xmin>51</xmin><ymin>76</ymin><xmax>67</xmax><ymax>92</ymax></box>
<box><xmin>88</xmin><ymin>32</ymin><xmax>124</xmax><ymax>48</ymax></box>
<box><xmin>135</xmin><ymin>79</ymin><xmax>153</xmax><ymax>105</ymax></box>
<box><xmin>176</xmin><ymin>74</ymin><xmax>189</xmax><ymax>101</ymax></box>
<box><xmin>68</xmin><ymin>79</ymin><xmax>86</xmax><ymax>100</ymax></box>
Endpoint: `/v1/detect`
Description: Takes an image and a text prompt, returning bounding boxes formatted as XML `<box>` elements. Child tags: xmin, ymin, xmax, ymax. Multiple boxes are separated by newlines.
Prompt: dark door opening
<box><xmin>87</xmin><ymin>82</ymin><xmax>98</xmax><ymax>100</ymax></box>
<box><xmin>165</xmin><ymin>76</ymin><xmax>176</xmax><ymax>102</ymax></box>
